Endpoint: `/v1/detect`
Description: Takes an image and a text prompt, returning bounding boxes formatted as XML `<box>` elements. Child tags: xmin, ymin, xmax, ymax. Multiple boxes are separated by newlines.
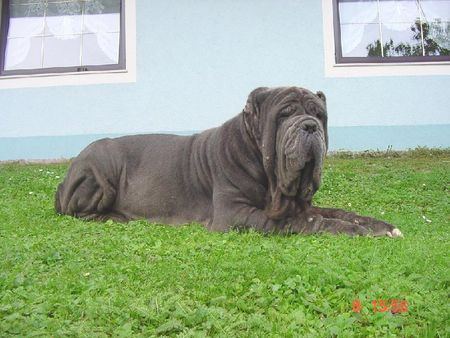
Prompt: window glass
<box><xmin>381</xmin><ymin>22</ymin><xmax>424</xmax><ymax>56</ymax></box>
<box><xmin>83</xmin><ymin>0</ymin><xmax>121</xmax><ymax>64</ymax></box>
<box><xmin>341</xmin><ymin>23</ymin><xmax>381</xmax><ymax>56</ymax></box>
<box><xmin>339</xmin><ymin>0</ymin><xmax>379</xmax><ymax>24</ymax></box>
<box><xmin>421</xmin><ymin>0</ymin><xmax>450</xmax><ymax>21</ymax></box>
<box><xmin>45</xmin><ymin>1</ymin><xmax>83</xmax><ymax>36</ymax></box>
<box><xmin>421</xmin><ymin>0</ymin><xmax>450</xmax><ymax>54</ymax></box>
<box><xmin>82</xmin><ymin>31</ymin><xmax>119</xmax><ymax>65</ymax></box>
<box><xmin>3</xmin><ymin>0</ymin><xmax>122</xmax><ymax>73</ymax></box>
<box><xmin>8</xmin><ymin>3</ymin><xmax>45</xmax><ymax>38</ymax></box>
<box><xmin>378</xmin><ymin>0</ymin><xmax>419</xmax><ymax>23</ymax></box>
<box><xmin>84</xmin><ymin>0</ymin><xmax>121</xmax><ymax>33</ymax></box>
<box><xmin>5</xmin><ymin>36</ymin><xmax>42</xmax><ymax>70</ymax></box>
<box><xmin>43</xmin><ymin>35</ymin><xmax>82</xmax><ymax>67</ymax></box>
<box><xmin>336</xmin><ymin>0</ymin><xmax>450</xmax><ymax>61</ymax></box>
<box><xmin>339</xmin><ymin>0</ymin><xmax>380</xmax><ymax>57</ymax></box>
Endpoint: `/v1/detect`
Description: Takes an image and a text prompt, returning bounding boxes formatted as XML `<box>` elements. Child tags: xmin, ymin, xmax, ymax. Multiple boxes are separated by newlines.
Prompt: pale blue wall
<box><xmin>1</xmin><ymin>0</ymin><xmax>449</xmax><ymax>159</ymax></box>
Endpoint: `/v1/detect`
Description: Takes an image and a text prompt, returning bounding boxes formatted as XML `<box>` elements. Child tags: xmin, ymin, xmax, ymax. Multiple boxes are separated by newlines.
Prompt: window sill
<box><xmin>325</xmin><ymin>61</ymin><xmax>450</xmax><ymax>78</ymax></box>
<box><xmin>0</xmin><ymin>68</ymin><xmax>135</xmax><ymax>89</ymax></box>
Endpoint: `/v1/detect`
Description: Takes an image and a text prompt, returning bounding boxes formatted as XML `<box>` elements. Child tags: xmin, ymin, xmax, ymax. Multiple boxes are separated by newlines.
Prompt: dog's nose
<box><xmin>301</xmin><ymin>120</ymin><xmax>318</xmax><ymax>133</ymax></box>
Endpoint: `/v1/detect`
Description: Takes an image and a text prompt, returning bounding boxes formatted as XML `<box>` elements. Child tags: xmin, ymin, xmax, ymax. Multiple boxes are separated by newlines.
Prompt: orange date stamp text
<box><xmin>352</xmin><ymin>299</ymin><xmax>408</xmax><ymax>313</ymax></box>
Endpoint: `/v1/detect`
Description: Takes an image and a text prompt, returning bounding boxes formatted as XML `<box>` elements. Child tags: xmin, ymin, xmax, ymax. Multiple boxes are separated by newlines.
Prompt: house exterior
<box><xmin>0</xmin><ymin>0</ymin><xmax>449</xmax><ymax>161</ymax></box>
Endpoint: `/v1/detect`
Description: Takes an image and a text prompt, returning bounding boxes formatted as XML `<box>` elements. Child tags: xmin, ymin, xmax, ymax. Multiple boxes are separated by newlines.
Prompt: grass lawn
<box><xmin>0</xmin><ymin>149</ymin><xmax>449</xmax><ymax>337</ymax></box>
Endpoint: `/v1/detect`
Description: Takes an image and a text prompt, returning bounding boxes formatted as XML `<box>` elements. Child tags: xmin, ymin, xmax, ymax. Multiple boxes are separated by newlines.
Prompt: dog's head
<box><xmin>243</xmin><ymin>86</ymin><xmax>328</xmax><ymax>218</ymax></box>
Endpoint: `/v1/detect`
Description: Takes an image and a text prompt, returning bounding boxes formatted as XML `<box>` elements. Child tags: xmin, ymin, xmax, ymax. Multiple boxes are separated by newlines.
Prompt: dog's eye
<box><xmin>316</xmin><ymin>110</ymin><xmax>327</xmax><ymax>121</ymax></box>
<box><xmin>279</xmin><ymin>105</ymin><xmax>296</xmax><ymax>118</ymax></box>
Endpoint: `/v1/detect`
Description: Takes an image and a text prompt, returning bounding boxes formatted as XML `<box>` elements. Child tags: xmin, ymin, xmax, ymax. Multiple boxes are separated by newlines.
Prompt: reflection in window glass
<box><xmin>421</xmin><ymin>0</ymin><xmax>450</xmax><ymax>54</ymax></box>
<box><xmin>341</xmin><ymin>23</ymin><xmax>381</xmax><ymax>56</ymax></box>
<box><xmin>338</xmin><ymin>0</ymin><xmax>379</xmax><ymax>24</ymax></box>
<box><xmin>337</xmin><ymin>0</ymin><xmax>450</xmax><ymax>59</ymax></box>
<box><xmin>4</xmin><ymin>0</ymin><xmax>122</xmax><ymax>71</ymax></box>
<box><xmin>421</xmin><ymin>0</ymin><xmax>450</xmax><ymax>21</ymax></box>
<box><xmin>378</xmin><ymin>0</ymin><xmax>419</xmax><ymax>23</ymax></box>
<box><xmin>381</xmin><ymin>23</ymin><xmax>423</xmax><ymax>56</ymax></box>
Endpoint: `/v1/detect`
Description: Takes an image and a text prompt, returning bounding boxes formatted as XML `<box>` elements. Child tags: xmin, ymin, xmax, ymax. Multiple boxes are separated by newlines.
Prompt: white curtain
<box><xmin>83</xmin><ymin>14</ymin><xmax>120</xmax><ymax>62</ymax></box>
<box><xmin>5</xmin><ymin>18</ymin><xmax>43</xmax><ymax>69</ymax></box>
<box><xmin>6</xmin><ymin>1</ymin><xmax>120</xmax><ymax>69</ymax></box>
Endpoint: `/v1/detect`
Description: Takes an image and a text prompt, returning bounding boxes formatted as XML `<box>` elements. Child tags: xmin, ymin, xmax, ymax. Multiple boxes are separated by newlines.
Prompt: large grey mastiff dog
<box><xmin>56</xmin><ymin>86</ymin><xmax>402</xmax><ymax>237</ymax></box>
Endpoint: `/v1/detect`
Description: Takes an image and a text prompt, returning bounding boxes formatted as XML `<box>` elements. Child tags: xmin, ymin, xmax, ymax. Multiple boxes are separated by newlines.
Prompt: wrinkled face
<box><xmin>244</xmin><ymin>87</ymin><xmax>328</xmax><ymax>203</ymax></box>
<box><xmin>276</xmin><ymin>114</ymin><xmax>327</xmax><ymax>201</ymax></box>
<box><xmin>274</xmin><ymin>88</ymin><xmax>327</xmax><ymax>201</ymax></box>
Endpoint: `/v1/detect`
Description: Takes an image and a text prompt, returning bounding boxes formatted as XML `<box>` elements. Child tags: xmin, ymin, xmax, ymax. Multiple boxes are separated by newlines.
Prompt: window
<box><xmin>0</xmin><ymin>0</ymin><xmax>125</xmax><ymax>76</ymax></box>
<box><xmin>333</xmin><ymin>0</ymin><xmax>450</xmax><ymax>63</ymax></box>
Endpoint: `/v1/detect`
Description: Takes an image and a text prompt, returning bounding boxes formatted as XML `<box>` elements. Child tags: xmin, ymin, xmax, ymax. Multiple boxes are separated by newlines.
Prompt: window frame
<box><xmin>0</xmin><ymin>0</ymin><xmax>126</xmax><ymax>77</ymax></box>
<box><xmin>333</xmin><ymin>0</ymin><xmax>450</xmax><ymax>64</ymax></box>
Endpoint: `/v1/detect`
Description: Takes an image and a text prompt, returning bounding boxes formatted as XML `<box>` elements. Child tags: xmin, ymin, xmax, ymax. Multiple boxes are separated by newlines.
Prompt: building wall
<box><xmin>1</xmin><ymin>0</ymin><xmax>449</xmax><ymax>159</ymax></box>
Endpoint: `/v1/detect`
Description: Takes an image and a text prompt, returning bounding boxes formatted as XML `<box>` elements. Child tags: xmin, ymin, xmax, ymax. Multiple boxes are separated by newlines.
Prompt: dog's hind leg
<box><xmin>55</xmin><ymin>159</ymin><xmax>125</xmax><ymax>222</ymax></box>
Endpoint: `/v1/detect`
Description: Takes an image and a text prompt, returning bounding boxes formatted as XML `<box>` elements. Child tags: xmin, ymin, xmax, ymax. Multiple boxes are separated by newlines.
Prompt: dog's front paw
<box><xmin>386</xmin><ymin>228</ymin><xmax>403</xmax><ymax>238</ymax></box>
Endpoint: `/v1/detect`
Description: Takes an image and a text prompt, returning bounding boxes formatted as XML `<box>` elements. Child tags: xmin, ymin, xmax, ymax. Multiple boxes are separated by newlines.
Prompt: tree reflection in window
<box><xmin>336</xmin><ymin>0</ymin><xmax>450</xmax><ymax>62</ymax></box>
<box><xmin>367</xmin><ymin>19</ymin><xmax>450</xmax><ymax>57</ymax></box>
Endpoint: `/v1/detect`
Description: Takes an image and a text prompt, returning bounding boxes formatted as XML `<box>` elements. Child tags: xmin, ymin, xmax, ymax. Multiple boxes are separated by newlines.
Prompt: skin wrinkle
<box><xmin>264</xmin><ymin>91</ymin><xmax>327</xmax><ymax>219</ymax></box>
<box><xmin>216</xmin><ymin>113</ymin><xmax>268</xmax><ymax>208</ymax></box>
<box><xmin>188</xmin><ymin>136</ymin><xmax>210</xmax><ymax>197</ymax></box>
<box><xmin>275</xmin><ymin>114</ymin><xmax>325</xmax><ymax>200</ymax></box>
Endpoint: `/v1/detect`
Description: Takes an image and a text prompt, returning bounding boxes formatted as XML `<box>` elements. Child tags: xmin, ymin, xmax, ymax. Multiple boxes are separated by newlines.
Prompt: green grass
<box><xmin>1</xmin><ymin>149</ymin><xmax>449</xmax><ymax>337</ymax></box>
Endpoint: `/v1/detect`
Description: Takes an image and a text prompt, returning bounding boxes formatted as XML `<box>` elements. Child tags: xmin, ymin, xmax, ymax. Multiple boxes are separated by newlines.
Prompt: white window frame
<box><xmin>322</xmin><ymin>0</ymin><xmax>450</xmax><ymax>77</ymax></box>
<box><xmin>0</xmin><ymin>0</ymin><xmax>136</xmax><ymax>89</ymax></box>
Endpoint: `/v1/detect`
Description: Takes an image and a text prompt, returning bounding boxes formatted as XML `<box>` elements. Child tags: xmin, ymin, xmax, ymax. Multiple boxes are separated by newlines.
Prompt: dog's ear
<box><xmin>243</xmin><ymin>87</ymin><xmax>270</xmax><ymax>116</ymax></box>
<box><xmin>243</xmin><ymin>87</ymin><xmax>270</xmax><ymax>140</ymax></box>
<box><xmin>316</xmin><ymin>91</ymin><xmax>326</xmax><ymax>106</ymax></box>
<box><xmin>315</xmin><ymin>91</ymin><xmax>329</xmax><ymax>149</ymax></box>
